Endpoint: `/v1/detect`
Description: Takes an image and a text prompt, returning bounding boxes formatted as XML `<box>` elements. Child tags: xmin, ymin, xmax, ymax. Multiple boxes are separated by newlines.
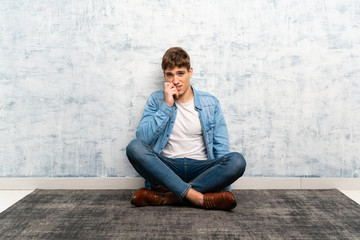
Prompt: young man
<box><xmin>126</xmin><ymin>47</ymin><xmax>246</xmax><ymax>210</ymax></box>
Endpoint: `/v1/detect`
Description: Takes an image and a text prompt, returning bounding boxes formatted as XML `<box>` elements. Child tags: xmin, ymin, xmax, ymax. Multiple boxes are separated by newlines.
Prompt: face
<box><xmin>164</xmin><ymin>66</ymin><xmax>193</xmax><ymax>100</ymax></box>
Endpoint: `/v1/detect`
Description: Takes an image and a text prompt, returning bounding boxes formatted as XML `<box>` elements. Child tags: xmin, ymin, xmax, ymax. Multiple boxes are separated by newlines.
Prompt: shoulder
<box><xmin>146</xmin><ymin>90</ymin><xmax>165</xmax><ymax>107</ymax></box>
<box><xmin>149</xmin><ymin>90</ymin><xmax>164</xmax><ymax>99</ymax></box>
<box><xmin>195</xmin><ymin>90</ymin><xmax>220</xmax><ymax>107</ymax></box>
<box><xmin>196</xmin><ymin>90</ymin><xmax>218</xmax><ymax>100</ymax></box>
<box><xmin>148</xmin><ymin>90</ymin><xmax>165</xmax><ymax>102</ymax></box>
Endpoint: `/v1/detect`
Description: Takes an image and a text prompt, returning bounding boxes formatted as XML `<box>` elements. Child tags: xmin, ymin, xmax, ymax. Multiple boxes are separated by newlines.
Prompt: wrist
<box><xmin>160</xmin><ymin>102</ymin><xmax>175</xmax><ymax>116</ymax></box>
<box><xmin>164</xmin><ymin>97</ymin><xmax>174</xmax><ymax>107</ymax></box>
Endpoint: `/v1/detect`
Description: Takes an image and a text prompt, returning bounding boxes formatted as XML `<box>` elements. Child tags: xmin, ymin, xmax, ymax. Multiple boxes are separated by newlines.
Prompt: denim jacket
<box><xmin>136</xmin><ymin>86</ymin><xmax>230</xmax><ymax>160</ymax></box>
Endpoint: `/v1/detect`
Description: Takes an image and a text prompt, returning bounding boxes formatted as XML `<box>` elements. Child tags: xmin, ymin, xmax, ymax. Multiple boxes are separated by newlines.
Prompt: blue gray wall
<box><xmin>1</xmin><ymin>0</ymin><xmax>359</xmax><ymax>178</ymax></box>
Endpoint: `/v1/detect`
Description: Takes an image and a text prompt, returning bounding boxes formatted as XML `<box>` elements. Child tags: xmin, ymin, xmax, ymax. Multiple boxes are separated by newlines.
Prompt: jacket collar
<box><xmin>192</xmin><ymin>86</ymin><xmax>202</xmax><ymax>111</ymax></box>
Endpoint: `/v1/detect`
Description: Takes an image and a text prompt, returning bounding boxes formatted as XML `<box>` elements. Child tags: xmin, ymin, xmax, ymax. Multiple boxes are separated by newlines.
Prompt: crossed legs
<box><xmin>126</xmin><ymin>139</ymin><xmax>246</xmax><ymax>210</ymax></box>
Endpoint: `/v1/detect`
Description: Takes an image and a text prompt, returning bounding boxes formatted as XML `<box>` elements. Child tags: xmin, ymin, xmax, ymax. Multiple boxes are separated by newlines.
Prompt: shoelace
<box><xmin>204</xmin><ymin>196</ymin><xmax>216</xmax><ymax>209</ymax></box>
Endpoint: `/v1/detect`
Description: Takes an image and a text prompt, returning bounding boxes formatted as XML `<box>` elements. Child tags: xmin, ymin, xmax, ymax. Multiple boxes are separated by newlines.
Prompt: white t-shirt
<box><xmin>161</xmin><ymin>98</ymin><xmax>208</xmax><ymax>160</ymax></box>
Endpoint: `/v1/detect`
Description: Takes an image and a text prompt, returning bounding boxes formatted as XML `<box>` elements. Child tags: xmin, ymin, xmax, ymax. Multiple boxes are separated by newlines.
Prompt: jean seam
<box><xmin>184</xmin><ymin>158</ymin><xmax>219</xmax><ymax>165</ymax></box>
<box><xmin>184</xmin><ymin>158</ymin><xmax>187</xmax><ymax>182</ymax></box>
<box><xmin>179</xmin><ymin>184</ymin><xmax>191</xmax><ymax>199</ymax></box>
<box><xmin>154</xmin><ymin>153</ymin><xmax>192</xmax><ymax>199</ymax></box>
<box><xmin>139</xmin><ymin>140</ymin><xmax>186</xmax><ymax>165</ymax></box>
<box><xmin>138</xmin><ymin>139</ymin><xmax>190</xmax><ymax>198</ymax></box>
<box><xmin>161</xmin><ymin>158</ymin><xmax>188</xmax><ymax>165</ymax></box>
<box><xmin>186</xmin><ymin>161</ymin><xmax>217</xmax><ymax>165</ymax></box>
<box><xmin>190</xmin><ymin>155</ymin><xmax>228</xmax><ymax>186</ymax></box>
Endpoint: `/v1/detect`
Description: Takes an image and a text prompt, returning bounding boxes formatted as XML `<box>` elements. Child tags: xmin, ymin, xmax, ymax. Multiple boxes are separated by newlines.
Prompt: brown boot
<box><xmin>203</xmin><ymin>191</ymin><xmax>237</xmax><ymax>211</ymax></box>
<box><xmin>131</xmin><ymin>188</ymin><xmax>180</xmax><ymax>207</ymax></box>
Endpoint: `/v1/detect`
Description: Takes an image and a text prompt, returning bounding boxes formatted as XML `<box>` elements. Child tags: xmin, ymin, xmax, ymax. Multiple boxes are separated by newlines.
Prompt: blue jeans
<box><xmin>126</xmin><ymin>139</ymin><xmax>246</xmax><ymax>200</ymax></box>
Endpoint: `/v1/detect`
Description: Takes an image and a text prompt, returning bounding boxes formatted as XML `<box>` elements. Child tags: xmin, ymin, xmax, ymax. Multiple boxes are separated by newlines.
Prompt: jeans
<box><xmin>126</xmin><ymin>139</ymin><xmax>246</xmax><ymax>200</ymax></box>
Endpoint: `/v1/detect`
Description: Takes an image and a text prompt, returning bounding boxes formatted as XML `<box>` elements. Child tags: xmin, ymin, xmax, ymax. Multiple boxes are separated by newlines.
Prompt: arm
<box><xmin>136</xmin><ymin>83</ymin><xmax>178</xmax><ymax>145</ymax></box>
<box><xmin>213</xmin><ymin>102</ymin><xmax>230</xmax><ymax>158</ymax></box>
<box><xmin>136</xmin><ymin>95</ymin><xmax>175</xmax><ymax>145</ymax></box>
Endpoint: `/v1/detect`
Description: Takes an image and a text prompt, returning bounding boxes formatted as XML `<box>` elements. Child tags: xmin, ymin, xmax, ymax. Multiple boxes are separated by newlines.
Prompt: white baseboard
<box><xmin>0</xmin><ymin>178</ymin><xmax>144</xmax><ymax>190</ymax></box>
<box><xmin>232</xmin><ymin>177</ymin><xmax>360</xmax><ymax>190</ymax></box>
<box><xmin>0</xmin><ymin>177</ymin><xmax>359</xmax><ymax>190</ymax></box>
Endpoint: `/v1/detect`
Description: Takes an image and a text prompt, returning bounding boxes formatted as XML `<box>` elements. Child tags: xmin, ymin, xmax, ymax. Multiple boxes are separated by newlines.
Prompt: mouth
<box><xmin>176</xmin><ymin>86</ymin><xmax>182</xmax><ymax>91</ymax></box>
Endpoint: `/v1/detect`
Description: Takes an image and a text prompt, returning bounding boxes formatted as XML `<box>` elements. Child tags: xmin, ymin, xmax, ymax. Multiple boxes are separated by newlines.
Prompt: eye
<box><xmin>166</xmin><ymin>73</ymin><xmax>173</xmax><ymax>77</ymax></box>
<box><xmin>178</xmin><ymin>72</ymin><xmax>185</xmax><ymax>77</ymax></box>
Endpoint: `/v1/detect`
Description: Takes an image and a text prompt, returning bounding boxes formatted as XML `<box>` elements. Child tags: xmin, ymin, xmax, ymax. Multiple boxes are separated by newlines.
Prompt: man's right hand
<box><xmin>164</xmin><ymin>82</ymin><xmax>179</xmax><ymax>107</ymax></box>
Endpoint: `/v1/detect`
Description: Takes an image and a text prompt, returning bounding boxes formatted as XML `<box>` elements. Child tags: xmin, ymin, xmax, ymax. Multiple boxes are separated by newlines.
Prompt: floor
<box><xmin>0</xmin><ymin>190</ymin><xmax>34</xmax><ymax>213</ymax></box>
<box><xmin>0</xmin><ymin>190</ymin><xmax>359</xmax><ymax>213</ymax></box>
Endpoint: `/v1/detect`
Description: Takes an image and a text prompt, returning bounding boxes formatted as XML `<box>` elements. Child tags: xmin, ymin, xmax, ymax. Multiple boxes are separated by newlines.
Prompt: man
<box><xmin>126</xmin><ymin>47</ymin><xmax>246</xmax><ymax>210</ymax></box>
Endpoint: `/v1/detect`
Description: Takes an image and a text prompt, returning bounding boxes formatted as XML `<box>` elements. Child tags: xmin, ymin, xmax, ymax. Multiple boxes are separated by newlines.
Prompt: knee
<box><xmin>228</xmin><ymin>152</ymin><xmax>246</xmax><ymax>177</ymax></box>
<box><xmin>126</xmin><ymin>139</ymin><xmax>137</xmax><ymax>155</ymax></box>
<box><xmin>126</xmin><ymin>139</ymin><xmax>144</xmax><ymax>160</ymax></box>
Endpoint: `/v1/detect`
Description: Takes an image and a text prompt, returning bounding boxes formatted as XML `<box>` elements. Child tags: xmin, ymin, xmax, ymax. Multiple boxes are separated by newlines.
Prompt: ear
<box><xmin>189</xmin><ymin>67</ymin><xmax>193</xmax><ymax>78</ymax></box>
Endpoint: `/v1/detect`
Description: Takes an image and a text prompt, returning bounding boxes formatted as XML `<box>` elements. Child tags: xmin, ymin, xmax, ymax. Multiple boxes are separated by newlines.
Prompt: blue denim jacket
<box><xmin>136</xmin><ymin>86</ymin><xmax>230</xmax><ymax>160</ymax></box>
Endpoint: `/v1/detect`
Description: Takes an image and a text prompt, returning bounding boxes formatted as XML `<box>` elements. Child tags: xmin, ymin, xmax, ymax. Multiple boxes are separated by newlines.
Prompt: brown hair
<box><xmin>161</xmin><ymin>47</ymin><xmax>191</xmax><ymax>71</ymax></box>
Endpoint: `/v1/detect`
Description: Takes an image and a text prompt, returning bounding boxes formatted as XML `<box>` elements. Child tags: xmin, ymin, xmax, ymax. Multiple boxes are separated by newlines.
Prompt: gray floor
<box><xmin>0</xmin><ymin>189</ymin><xmax>359</xmax><ymax>213</ymax></box>
<box><xmin>1</xmin><ymin>189</ymin><xmax>359</xmax><ymax>239</ymax></box>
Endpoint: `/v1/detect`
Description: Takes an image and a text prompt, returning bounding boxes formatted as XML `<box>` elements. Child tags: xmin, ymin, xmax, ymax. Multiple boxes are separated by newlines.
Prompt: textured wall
<box><xmin>1</xmin><ymin>0</ymin><xmax>359</xmax><ymax>178</ymax></box>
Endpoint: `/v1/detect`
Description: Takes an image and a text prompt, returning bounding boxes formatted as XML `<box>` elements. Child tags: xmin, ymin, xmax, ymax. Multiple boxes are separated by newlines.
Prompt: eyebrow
<box><xmin>165</xmin><ymin>71</ymin><xmax>185</xmax><ymax>74</ymax></box>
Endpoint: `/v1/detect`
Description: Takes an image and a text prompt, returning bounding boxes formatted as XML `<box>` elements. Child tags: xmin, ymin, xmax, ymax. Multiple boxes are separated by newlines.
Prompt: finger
<box><xmin>165</xmin><ymin>83</ymin><xmax>176</xmax><ymax>91</ymax></box>
<box><xmin>167</xmin><ymin>89</ymin><xmax>178</xmax><ymax>97</ymax></box>
<box><xmin>164</xmin><ymin>82</ymin><xmax>172</xmax><ymax>89</ymax></box>
<box><xmin>168</xmin><ymin>88</ymin><xmax>177</xmax><ymax>94</ymax></box>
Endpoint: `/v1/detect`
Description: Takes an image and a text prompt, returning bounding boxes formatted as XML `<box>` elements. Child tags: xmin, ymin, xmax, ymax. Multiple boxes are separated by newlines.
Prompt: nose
<box><xmin>173</xmin><ymin>75</ymin><xmax>179</xmax><ymax>85</ymax></box>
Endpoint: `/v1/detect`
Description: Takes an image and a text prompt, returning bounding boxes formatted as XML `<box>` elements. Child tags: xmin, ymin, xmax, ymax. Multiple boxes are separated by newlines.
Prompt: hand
<box><xmin>164</xmin><ymin>82</ymin><xmax>179</xmax><ymax>107</ymax></box>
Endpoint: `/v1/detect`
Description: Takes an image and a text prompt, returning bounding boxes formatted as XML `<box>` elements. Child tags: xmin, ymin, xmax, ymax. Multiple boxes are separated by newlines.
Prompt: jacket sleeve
<box><xmin>136</xmin><ymin>94</ymin><xmax>175</xmax><ymax>145</ymax></box>
<box><xmin>213</xmin><ymin>102</ymin><xmax>230</xmax><ymax>158</ymax></box>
